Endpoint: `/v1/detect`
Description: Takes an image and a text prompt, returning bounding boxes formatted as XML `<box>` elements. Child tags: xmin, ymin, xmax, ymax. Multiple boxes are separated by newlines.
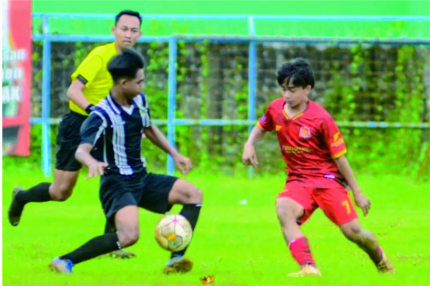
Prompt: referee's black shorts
<box><xmin>100</xmin><ymin>170</ymin><xmax>179</xmax><ymax>221</ymax></box>
<box><xmin>55</xmin><ymin>111</ymin><xmax>88</xmax><ymax>171</ymax></box>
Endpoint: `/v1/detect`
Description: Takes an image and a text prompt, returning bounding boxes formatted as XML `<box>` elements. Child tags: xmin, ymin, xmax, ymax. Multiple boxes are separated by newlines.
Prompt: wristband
<box><xmin>85</xmin><ymin>104</ymin><xmax>95</xmax><ymax>114</ymax></box>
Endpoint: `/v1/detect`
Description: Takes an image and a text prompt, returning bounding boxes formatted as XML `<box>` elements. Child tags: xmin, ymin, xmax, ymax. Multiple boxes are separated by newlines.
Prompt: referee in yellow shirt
<box><xmin>9</xmin><ymin>10</ymin><xmax>142</xmax><ymax>259</ymax></box>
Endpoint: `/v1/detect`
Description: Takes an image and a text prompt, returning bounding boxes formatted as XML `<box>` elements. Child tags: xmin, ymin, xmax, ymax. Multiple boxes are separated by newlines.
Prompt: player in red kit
<box><xmin>242</xmin><ymin>58</ymin><xmax>394</xmax><ymax>276</ymax></box>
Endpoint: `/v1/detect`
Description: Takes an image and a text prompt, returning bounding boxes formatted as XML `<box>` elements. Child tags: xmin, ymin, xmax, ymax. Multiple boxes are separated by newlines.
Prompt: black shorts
<box><xmin>100</xmin><ymin>171</ymin><xmax>179</xmax><ymax>221</ymax></box>
<box><xmin>55</xmin><ymin>111</ymin><xmax>88</xmax><ymax>171</ymax></box>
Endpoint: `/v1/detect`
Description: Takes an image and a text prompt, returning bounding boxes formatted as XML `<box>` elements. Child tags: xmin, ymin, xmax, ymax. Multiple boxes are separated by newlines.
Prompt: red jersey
<box><xmin>258</xmin><ymin>98</ymin><xmax>347</xmax><ymax>183</ymax></box>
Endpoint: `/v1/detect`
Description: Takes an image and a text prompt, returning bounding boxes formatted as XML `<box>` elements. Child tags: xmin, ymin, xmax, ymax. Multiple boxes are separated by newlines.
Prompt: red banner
<box><xmin>2</xmin><ymin>0</ymin><xmax>32</xmax><ymax>156</ymax></box>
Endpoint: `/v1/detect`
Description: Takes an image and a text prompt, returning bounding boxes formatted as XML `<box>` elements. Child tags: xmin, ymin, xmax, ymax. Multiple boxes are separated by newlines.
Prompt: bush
<box><xmin>21</xmin><ymin>40</ymin><xmax>429</xmax><ymax>179</ymax></box>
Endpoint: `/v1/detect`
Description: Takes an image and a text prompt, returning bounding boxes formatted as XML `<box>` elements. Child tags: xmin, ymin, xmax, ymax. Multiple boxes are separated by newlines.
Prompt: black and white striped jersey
<box><xmin>80</xmin><ymin>92</ymin><xmax>151</xmax><ymax>176</ymax></box>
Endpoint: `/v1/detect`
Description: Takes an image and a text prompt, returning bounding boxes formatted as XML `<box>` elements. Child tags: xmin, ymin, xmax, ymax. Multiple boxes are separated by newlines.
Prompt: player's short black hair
<box><xmin>277</xmin><ymin>57</ymin><xmax>315</xmax><ymax>89</ymax></box>
<box><xmin>115</xmin><ymin>10</ymin><xmax>142</xmax><ymax>26</ymax></box>
<box><xmin>108</xmin><ymin>48</ymin><xmax>145</xmax><ymax>83</ymax></box>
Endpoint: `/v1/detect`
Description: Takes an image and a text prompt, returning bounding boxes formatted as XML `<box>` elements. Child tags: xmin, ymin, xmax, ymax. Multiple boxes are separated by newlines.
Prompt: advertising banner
<box><xmin>2</xmin><ymin>0</ymin><xmax>32</xmax><ymax>156</ymax></box>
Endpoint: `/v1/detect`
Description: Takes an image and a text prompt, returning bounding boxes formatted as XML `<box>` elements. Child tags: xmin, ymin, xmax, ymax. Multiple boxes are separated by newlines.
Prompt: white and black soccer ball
<box><xmin>154</xmin><ymin>214</ymin><xmax>193</xmax><ymax>252</ymax></box>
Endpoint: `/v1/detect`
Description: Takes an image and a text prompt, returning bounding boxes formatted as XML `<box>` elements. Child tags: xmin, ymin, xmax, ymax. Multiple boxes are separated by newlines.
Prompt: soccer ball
<box><xmin>154</xmin><ymin>214</ymin><xmax>193</xmax><ymax>252</ymax></box>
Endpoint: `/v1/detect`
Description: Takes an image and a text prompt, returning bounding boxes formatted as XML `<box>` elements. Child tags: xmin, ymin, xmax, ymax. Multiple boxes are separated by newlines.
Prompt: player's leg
<box><xmin>49</xmin><ymin>205</ymin><xmax>139</xmax><ymax>274</ymax></box>
<box><xmin>167</xmin><ymin>178</ymin><xmax>202</xmax><ymax>255</ymax></box>
<box><xmin>276</xmin><ymin>181</ymin><xmax>321</xmax><ymax>276</ymax></box>
<box><xmin>139</xmin><ymin>173</ymin><xmax>202</xmax><ymax>274</ymax></box>
<box><xmin>340</xmin><ymin>219</ymin><xmax>394</xmax><ymax>272</ymax></box>
<box><xmin>314</xmin><ymin>182</ymin><xmax>394</xmax><ymax>273</ymax></box>
<box><xmin>50</xmin><ymin>183</ymin><xmax>140</xmax><ymax>274</ymax></box>
<box><xmin>103</xmin><ymin>219</ymin><xmax>137</xmax><ymax>259</ymax></box>
<box><xmin>101</xmin><ymin>174</ymin><xmax>138</xmax><ymax>259</ymax></box>
<box><xmin>8</xmin><ymin>112</ymin><xmax>84</xmax><ymax>226</ymax></box>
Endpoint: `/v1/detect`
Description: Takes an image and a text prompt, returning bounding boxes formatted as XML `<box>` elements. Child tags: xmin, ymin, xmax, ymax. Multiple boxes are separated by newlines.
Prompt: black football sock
<box><xmin>15</xmin><ymin>183</ymin><xmax>52</xmax><ymax>206</ymax></box>
<box><xmin>60</xmin><ymin>233</ymin><xmax>121</xmax><ymax>265</ymax></box>
<box><xmin>171</xmin><ymin>203</ymin><xmax>202</xmax><ymax>258</ymax></box>
<box><xmin>103</xmin><ymin>219</ymin><xmax>117</xmax><ymax>234</ymax></box>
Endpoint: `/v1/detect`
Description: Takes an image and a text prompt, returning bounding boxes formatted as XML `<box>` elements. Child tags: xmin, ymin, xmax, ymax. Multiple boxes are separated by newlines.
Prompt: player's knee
<box><xmin>276</xmin><ymin>209</ymin><xmax>296</xmax><ymax>227</ymax></box>
<box><xmin>50</xmin><ymin>185</ymin><xmax>74</xmax><ymax>201</ymax></box>
<box><xmin>190</xmin><ymin>187</ymin><xmax>203</xmax><ymax>204</ymax></box>
<box><xmin>276</xmin><ymin>199</ymin><xmax>300</xmax><ymax>227</ymax></box>
<box><xmin>119</xmin><ymin>229</ymin><xmax>139</xmax><ymax>247</ymax></box>
<box><xmin>340</xmin><ymin>221</ymin><xmax>363</xmax><ymax>242</ymax></box>
<box><xmin>171</xmin><ymin>182</ymin><xmax>202</xmax><ymax>204</ymax></box>
<box><xmin>181</xmin><ymin>184</ymin><xmax>202</xmax><ymax>204</ymax></box>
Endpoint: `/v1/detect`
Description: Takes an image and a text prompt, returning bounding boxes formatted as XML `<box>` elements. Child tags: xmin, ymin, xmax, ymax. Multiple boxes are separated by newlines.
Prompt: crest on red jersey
<box><xmin>299</xmin><ymin>126</ymin><xmax>312</xmax><ymax>139</ymax></box>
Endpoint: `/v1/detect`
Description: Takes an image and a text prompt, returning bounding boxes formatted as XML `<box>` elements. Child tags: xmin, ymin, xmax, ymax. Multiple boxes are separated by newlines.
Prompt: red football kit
<box><xmin>258</xmin><ymin>98</ymin><xmax>357</xmax><ymax>226</ymax></box>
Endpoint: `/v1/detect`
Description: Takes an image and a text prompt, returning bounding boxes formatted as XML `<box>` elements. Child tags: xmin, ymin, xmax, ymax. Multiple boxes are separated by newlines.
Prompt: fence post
<box><xmin>167</xmin><ymin>36</ymin><xmax>178</xmax><ymax>175</ymax></box>
<box><xmin>42</xmin><ymin>15</ymin><xmax>52</xmax><ymax>178</ymax></box>
<box><xmin>248</xmin><ymin>17</ymin><xmax>257</xmax><ymax>178</ymax></box>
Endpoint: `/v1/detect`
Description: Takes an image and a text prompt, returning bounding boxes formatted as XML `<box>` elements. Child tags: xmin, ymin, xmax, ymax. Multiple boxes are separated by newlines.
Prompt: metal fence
<box><xmin>31</xmin><ymin>13</ymin><xmax>430</xmax><ymax>177</ymax></box>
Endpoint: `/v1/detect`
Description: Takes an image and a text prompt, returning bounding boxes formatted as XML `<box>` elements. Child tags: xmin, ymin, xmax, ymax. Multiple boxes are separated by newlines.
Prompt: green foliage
<box><xmin>19</xmin><ymin>39</ymin><xmax>429</xmax><ymax>179</ymax></box>
<box><xmin>324</xmin><ymin>44</ymin><xmax>429</xmax><ymax>178</ymax></box>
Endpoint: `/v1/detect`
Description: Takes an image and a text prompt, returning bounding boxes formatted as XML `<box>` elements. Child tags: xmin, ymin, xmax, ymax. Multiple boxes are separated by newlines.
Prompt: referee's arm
<box><xmin>68</xmin><ymin>56</ymin><xmax>103</xmax><ymax>114</ymax></box>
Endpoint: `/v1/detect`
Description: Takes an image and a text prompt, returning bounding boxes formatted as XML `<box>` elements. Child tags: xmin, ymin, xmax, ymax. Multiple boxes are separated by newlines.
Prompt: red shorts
<box><xmin>277</xmin><ymin>178</ymin><xmax>357</xmax><ymax>226</ymax></box>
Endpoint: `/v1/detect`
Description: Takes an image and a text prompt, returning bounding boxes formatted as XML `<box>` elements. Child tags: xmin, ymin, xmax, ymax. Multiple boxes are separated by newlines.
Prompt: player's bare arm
<box><xmin>242</xmin><ymin>125</ymin><xmax>267</xmax><ymax>167</ymax></box>
<box><xmin>67</xmin><ymin>79</ymin><xmax>93</xmax><ymax>112</ymax></box>
<box><xmin>144</xmin><ymin>125</ymin><xmax>192</xmax><ymax>174</ymax></box>
<box><xmin>334</xmin><ymin>155</ymin><xmax>371</xmax><ymax>216</ymax></box>
<box><xmin>75</xmin><ymin>143</ymin><xmax>108</xmax><ymax>179</ymax></box>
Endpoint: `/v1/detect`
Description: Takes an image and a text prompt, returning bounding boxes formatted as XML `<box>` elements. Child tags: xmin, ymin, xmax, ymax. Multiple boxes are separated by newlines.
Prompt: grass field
<box><xmin>2</xmin><ymin>170</ymin><xmax>430</xmax><ymax>286</ymax></box>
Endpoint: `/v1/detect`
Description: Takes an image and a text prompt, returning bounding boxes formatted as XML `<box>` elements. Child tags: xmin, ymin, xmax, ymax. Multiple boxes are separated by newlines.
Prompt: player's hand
<box><xmin>173</xmin><ymin>154</ymin><xmax>193</xmax><ymax>175</ymax></box>
<box><xmin>87</xmin><ymin>162</ymin><xmax>108</xmax><ymax>179</ymax></box>
<box><xmin>353</xmin><ymin>192</ymin><xmax>371</xmax><ymax>216</ymax></box>
<box><xmin>242</xmin><ymin>143</ymin><xmax>258</xmax><ymax>167</ymax></box>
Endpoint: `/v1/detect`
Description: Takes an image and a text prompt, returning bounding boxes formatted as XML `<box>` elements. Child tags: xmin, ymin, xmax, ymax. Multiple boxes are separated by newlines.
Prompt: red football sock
<box><xmin>288</xmin><ymin>236</ymin><xmax>316</xmax><ymax>267</ymax></box>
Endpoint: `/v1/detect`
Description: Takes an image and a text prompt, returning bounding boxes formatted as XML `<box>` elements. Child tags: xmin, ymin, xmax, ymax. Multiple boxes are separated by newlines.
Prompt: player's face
<box><xmin>281</xmin><ymin>81</ymin><xmax>311</xmax><ymax>108</ymax></box>
<box><xmin>112</xmin><ymin>15</ymin><xmax>142</xmax><ymax>49</ymax></box>
<box><xmin>123</xmin><ymin>69</ymin><xmax>145</xmax><ymax>100</ymax></box>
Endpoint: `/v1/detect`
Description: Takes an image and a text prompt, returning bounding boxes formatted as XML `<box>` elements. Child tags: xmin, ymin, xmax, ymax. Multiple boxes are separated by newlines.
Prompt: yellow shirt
<box><xmin>69</xmin><ymin>42</ymin><xmax>118</xmax><ymax>115</ymax></box>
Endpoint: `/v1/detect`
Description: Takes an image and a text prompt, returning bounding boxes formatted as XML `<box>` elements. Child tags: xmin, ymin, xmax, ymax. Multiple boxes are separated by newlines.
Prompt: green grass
<box><xmin>2</xmin><ymin>170</ymin><xmax>430</xmax><ymax>286</ymax></box>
